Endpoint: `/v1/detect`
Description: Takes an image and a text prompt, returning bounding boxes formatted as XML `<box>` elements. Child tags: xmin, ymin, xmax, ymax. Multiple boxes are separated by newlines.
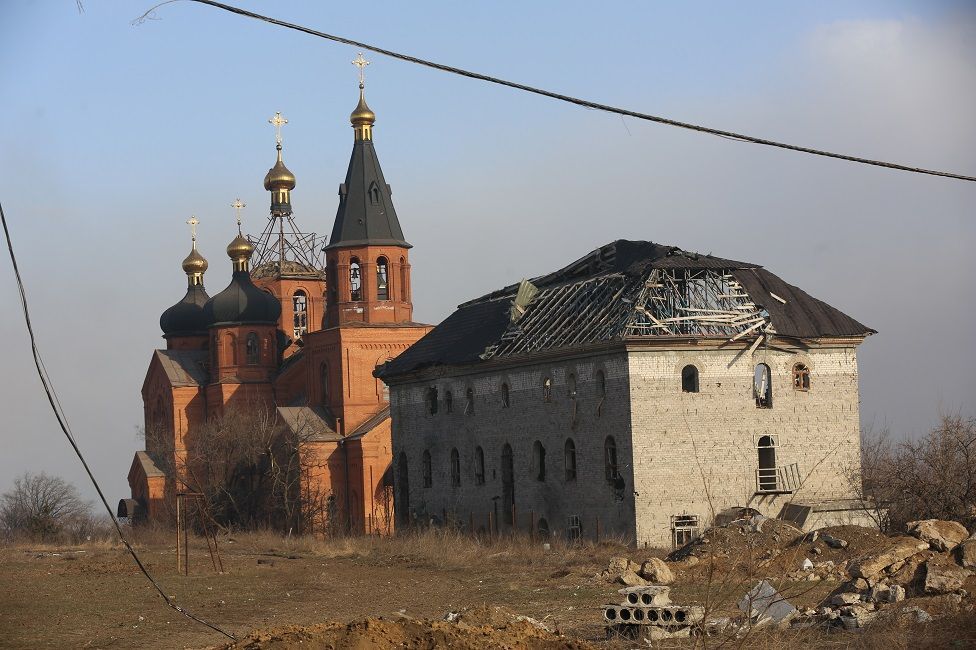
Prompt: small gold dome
<box><xmin>263</xmin><ymin>145</ymin><xmax>296</xmax><ymax>191</ymax></box>
<box><xmin>350</xmin><ymin>88</ymin><xmax>376</xmax><ymax>126</ymax></box>
<box><xmin>182</xmin><ymin>247</ymin><xmax>208</xmax><ymax>275</ymax></box>
<box><xmin>226</xmin><ymin>234</ymin><xmax>254</xmax><ymax>261</ymax></box>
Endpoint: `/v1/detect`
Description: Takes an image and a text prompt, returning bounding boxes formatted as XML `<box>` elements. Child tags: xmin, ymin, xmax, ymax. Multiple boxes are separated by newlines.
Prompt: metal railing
<box><xmin>755</xmin><ymin>462</ymin><xmax>801</xmax><ymax>493</ymax></box>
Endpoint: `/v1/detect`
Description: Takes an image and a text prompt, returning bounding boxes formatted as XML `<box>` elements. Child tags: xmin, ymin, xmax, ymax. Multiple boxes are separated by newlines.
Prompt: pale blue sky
<box><xmin>1</xmin><ymin>1</ymin><xmax>974</xmax><ymax>503</ymax></box>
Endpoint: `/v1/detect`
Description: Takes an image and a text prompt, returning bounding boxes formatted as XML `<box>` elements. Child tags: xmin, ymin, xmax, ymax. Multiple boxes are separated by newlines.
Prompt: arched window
<box><xmin>754</xmin><ymin>363</ymin><xmax>772</xmax><ymax>408</ymax></box>
<box><xmin>681</xmin><ymin>364</ymin><xmax>700</xmax><ymax>393</ymax></box>
<box><xmin>564</xmin><ymin>439</ymin><xmax>577</xmax><ymax>481</ymax></box>
<box><xmin>465</xmin><ymin>387</ymin><xmax>475</xmax><ymax>415</ymax></box>
<box><xmin>399</xmin><ymin>257</ymin><xmax>407</xmax><ymax>301</ymax></box>
<box><xmin>757</xmin><ymin>435</ymin><xmax>778</xmax><ymax>491</ymax></box>
<box><xmin>426</xmin><ymin>386</ymin><xmax>438</xmax><ymax>415</ymax></box>
<box><xmin>376</xmin><ymin>257</ymin><xmax>389</xmax><ymax>301</ymax></box>
<box><xmin>568</xmin><ymin>373</ymin><xmax>577</xmax><ymax>399</ymax></box>
<box><xmin>543</xmin><ymin>377</ymin><xmax>552</xmax><ymax>403</ymax></box>
<box><xmin>225</xmin><ymin>333</ymin><xmax>237</xmax><ymax>365</ymax></box>
<box><xmin>537</xmin><ymin>517</ymin><xmax>550</xmax><ymax>539</ymax></box>
<box><xmin>320</xmin><ymin>362</ymin><xmax>330</xmax><ymax>405</ymax></box>
<box><xmin>604</xmin><ymin>436</ymin><xmax>619</xmax><ymax>482</ymax></box>
<box><xmin>450</xmin><ymin>448</ymin><xmax>461</xmax><ymax>487</ymax></box>
<box><xmin>501</xmin><ymin>444</ymin><xmax>514</xmax><ymax>525</ymax></box>
<box><xmin>533</xmin><ymin>441</ymin><xmax>546</xmax><ymax>481</ymax></box>
<box><xmin>501</xmin><ymin>383</ymin><xmax>510</xmax><ymax>408</ymax></box>
<box><xmin>396</xmin><ymin>452</ymin><xmax>410</xmax><ymax>526</ymax></box>
<box><xmin>474</xmin><ymin>446</ymin><xmax>485</xmax><ymax>485</ymax></box>
<box><xmin>422</xmin><ymin>450</ymin><xmax>432</xmax><ymax>488</ymax></box>
<box><xmin>349</xmin><ymin>258</ymin><xmax>362</xmax><ymax>301</ymax></box>
<box><xmin>597</xmin><ymin>370</ymin><xmax>606</xmax><ymax>398</ymax></box>
<box><xmin>292</xmin><ymin>290</ymin><xmax>308</xmax><ymax>338</ymax></box>
<box><xmin>444</xmin><ymin>390</ymin><xmax>453</xmax><ymax>413</ymax></box>
<box><xmin>245</xmin><ymin>332</ymin><xmax>259</xmax><ymax>364</ymax></box>
<box><xmin>793</xmin><ymin>363</ymin><xmax>810</xmax><ymax>391</ymax></box>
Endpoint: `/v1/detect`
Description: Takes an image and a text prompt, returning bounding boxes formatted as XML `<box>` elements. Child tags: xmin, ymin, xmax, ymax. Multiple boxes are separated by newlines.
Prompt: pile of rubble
<box><xmin>597</xmin><ymin>517</ymin><xmax>975</xmax><ymax>637</ymax></box>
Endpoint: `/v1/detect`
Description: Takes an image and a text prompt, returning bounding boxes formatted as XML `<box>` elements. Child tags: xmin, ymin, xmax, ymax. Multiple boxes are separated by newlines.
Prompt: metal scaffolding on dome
<box><xmin>249</xmin><ymin>214</ymin><xmax>326</xmax><ymax>279</ymax></box>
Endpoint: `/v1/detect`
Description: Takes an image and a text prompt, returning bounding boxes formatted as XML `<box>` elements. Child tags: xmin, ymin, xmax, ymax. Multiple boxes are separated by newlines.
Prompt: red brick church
<box><xmin>124</xmin><ymin>67</ymin><xmax>430</xmax><ymax>534</ymax></box>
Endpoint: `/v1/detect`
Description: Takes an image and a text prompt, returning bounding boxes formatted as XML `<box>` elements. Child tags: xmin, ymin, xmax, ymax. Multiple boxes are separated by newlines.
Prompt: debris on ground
<box><xmin>737</xmin><ymin>580</ymin><xmax>797</xmax><ymax>627</ymax></box>
<box><xmin>603</xmin><ymin>585</ymin><xmax>703</xmax><ymax>641</ymax></box>
<box><xmin>225</xmin><ymin>606</ymin><xmax>590</xmax><ymax>649</ymax></box>
<box><xmin>906</xmin><ymin>519</ymin><xmax>970</xmax><ymax>552</ymax></box>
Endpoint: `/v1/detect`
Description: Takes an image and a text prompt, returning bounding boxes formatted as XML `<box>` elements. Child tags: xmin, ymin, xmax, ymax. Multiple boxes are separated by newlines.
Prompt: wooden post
<box><xmin>511</xmin><ymin>503</ymin><xmax>516</xmax><ymax>535</ymax></box>
<box><xmin>176</xmin><ymin>495</ymin><xmax>182</xmax><ymax>574</ymax></box>
<box><xmin>488</xmin><ymin>510</ymin><xmax>493</xmax><ymax>538</ymax></box>
<box><xmin>469</xmin><ymin>511</ymin><xmax>474</xmax><ymax>536</ymax></box>
<box><xmin>183</xmin><ymin>500</ymin><xmax>189</xmax><ymax>576</ymax></box>
<box><xmin>596</xmin><ymin>516</ymin><xmax>602</xmax><ymax>544</ymax></box>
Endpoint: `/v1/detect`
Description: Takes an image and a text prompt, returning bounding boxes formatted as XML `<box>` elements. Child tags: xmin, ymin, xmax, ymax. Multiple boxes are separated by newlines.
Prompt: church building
<box><xmin>377</xmin><ymin>241</ymin><xmax>876</xmax><ymax>548</ymax></box>
<box><xmin>125</xmin><ymin>62</ymin><xmax>431</xmax><ymax>534</ymax></box>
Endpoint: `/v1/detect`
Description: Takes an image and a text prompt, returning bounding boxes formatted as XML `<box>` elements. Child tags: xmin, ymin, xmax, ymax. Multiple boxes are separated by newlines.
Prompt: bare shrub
<box><xmin>852</xmin><ymin>414</ymin><xmax>976</xmax><ymax>532</ymax></box>
<box><xmin>0</xmin><ymin>472</ymin><xmax>96</xmax><ymax>543</ymax></box>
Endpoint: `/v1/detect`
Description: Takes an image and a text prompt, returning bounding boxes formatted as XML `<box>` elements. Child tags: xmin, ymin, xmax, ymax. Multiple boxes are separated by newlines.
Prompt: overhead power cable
<box><xmin>134</xmin><ymin>0</ymin><xmax>976</xmax><ymax>183</ymax></box>
<box><xmin>0</xmin><ymin>200</ymin><xmax>236</xmax><ymax>642</ymax></box>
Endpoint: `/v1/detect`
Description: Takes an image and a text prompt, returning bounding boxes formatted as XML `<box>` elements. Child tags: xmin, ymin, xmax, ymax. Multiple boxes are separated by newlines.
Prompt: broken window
<box><xmin>754</xmin><ymin>363</ymin><xmax>772</xmax><ymax>408</ymax></box>
<box><xmin>604</xmin><ymin>436</ymin><xmax>619</xmax><ymax>483</ymax></box>
<box><xmin>444</xmin><ymin>390</ymin><xmax>453</xmax><ymax>413</ymax></box>
<box><xmin>564</xmin><ymin>439</ymin><xmax>577</xmax><ymax>481</ymax></box>
<box><xmin>450</xmin><ymin>448</ymin><xmax>461</xmax><ymax>487</ymax></box>
<box><xmin>474</xmin><ymin>446</ymin><xmax>485</xmax><ymax>485</ymax></box>
<box><xmin>681</xmin><ymin>364</ymin><xmax>699</xmax><ymax>393</ymax></box>
<box><xmin>501</xmin><ymin>383</ymin><xmax>510</xmax><ymax>408</ymax></box>
<box><xmin>671</xmin><ymin>514</ymin><xmax>701</xmax><ymax>549</ymax></box>
<box><xmin>426</xmin><ymin>386</ymin><xmax>438</xmax><ymax>415</ymax></box>
<box><xmin>793</xmin><ymin>363</ymin><xmax>810</xmax><ymax>391</ymax></box>
<box><xmin>376</xmin><ymin>257</ymin><xmax>389</xmax><ymax>301</ymax></box>
<box><xmin>543</xmin><ymin>377</ymin><xmax>552</xmax><ymax>403</ymax></box>
<box><xmin>757</xmin><ymin>435</ymin><xmax>778</xmax><ymax>492</ymax></box>
<box><xmin>349</xmin><ymin>258</ymin><xmax>362</xmax><ymax>301</ymax></box>
<box><xmin>292</xmin><ymin>290</ymin><xmax>308</xmax><ymax>339</ymax></box>
<box><xmin>422</xmin><ymin>450</ymin><xmax>432</xmax><ymax>488</ymax></box>
<box><xmin>245</xmin><ymin>332</ymin><xmax>259</xmax><ymax>364</ymax></box>
<box><xmin>567</xmin><ymin>514</ymin><xmax>582</xmax><ymax>541</ymax></box>
<box><xmin>464</xmin><ymin>388</ymin><xmax>475</xmax><ymax>415</ymax></box>
<box><xmin>533</xmin><ymin>441</ymin><xmax>546</xmax><ymax>481</ymax></box>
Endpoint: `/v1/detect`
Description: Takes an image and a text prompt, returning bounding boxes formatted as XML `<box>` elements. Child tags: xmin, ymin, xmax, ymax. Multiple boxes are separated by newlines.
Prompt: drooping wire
<box><xmin>0</xmin><ymin>199</ymin><xmax>236</xmax><ymax>641</ymax></box>
<box><xmin>132</xmin><ymin>0</ymin><xmax>976</xmax><ymax>183</ymax></box>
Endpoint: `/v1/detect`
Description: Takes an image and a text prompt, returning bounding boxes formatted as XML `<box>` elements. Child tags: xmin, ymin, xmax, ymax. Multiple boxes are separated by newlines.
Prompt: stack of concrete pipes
<box><xmin>603</xmin><ymin>585</ymin><xmax>704</xmax><ymax>640</ymax></box>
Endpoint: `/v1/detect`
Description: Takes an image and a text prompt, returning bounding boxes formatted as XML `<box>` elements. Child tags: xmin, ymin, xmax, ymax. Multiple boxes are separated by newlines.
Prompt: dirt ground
<box><xmin>0</xmin><ymin>535</ymin><xmax>624</xmax><ymax>649</ymax></box>
<box><xmin>2</xmin><ymin>527</ymin><xmax>974</xmax><ymax>649</ymax></box>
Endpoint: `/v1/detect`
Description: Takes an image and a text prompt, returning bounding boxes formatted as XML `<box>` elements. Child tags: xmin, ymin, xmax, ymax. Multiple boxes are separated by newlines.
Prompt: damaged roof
<box><xmin>377</xmin><ymin>240</ymin><xmax>874</xmax><ymax>379</ymax></box>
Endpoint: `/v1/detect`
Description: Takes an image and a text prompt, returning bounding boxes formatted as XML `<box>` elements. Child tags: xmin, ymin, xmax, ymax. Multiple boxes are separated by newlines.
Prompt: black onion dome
<box><xmin>203</xmin><ymin>271</ymin><xmax>282</xmax><ymax>326</ymax></box>
<box><xmin>160</xmin><ymin>285</ymin><xmax>211</xmax><ymax>336</ymax></box>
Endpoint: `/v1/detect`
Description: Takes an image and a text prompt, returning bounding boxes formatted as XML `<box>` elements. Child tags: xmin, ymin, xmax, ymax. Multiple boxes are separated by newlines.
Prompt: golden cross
<box><xmin>231</xmin><ymin>199</ymin><xmax>246</xmax><ymax>228</ymax></box>
<box><xmin>268</xmin><ymin>111</ymin><xmax>288</xmax><ymax>145</ymax></box>
<box><xmin>186</xmin><ymin>215</ymin><xmax>199</xmax><ymax>243</ymax></box>
<box><xmin>352</xmin><ymin>52</ymin><xmax>370</xmax><ymax>87</ymax></box>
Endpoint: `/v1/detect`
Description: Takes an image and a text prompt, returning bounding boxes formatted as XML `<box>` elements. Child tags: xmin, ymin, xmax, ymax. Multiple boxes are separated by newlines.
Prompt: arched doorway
<box><xmin>757</xmin><ymin>435</ymin><xmax>777</xmax><ymax>491</ymax></box>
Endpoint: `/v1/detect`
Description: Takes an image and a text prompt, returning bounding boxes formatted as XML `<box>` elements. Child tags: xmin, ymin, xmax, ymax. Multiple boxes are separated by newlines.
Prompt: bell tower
<box><xmin>249</xmin><ymin>113</ymin><xmax>328</xmax><ymax>354</ymax></box>
<box><xmin>325</xmin><ymin>53</ymin><xmax>413</xmax><ymax>328</ymax></box>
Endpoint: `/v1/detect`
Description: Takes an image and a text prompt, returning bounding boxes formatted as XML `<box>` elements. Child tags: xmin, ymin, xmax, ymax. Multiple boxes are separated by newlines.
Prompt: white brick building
<box><xmin>377</xmin><ymin>241</ymin><xmax>875</xmax><ymax>548</ymax></box>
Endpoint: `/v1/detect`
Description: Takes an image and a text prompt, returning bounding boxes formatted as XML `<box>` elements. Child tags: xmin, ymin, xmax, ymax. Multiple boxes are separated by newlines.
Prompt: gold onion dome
<box><xmin>226</xmin><ymin>233</ymin><xmax>254</xmax><ymax>261</ymax></box>
<box><xmin>350</xmin><ymin>86</ymin><xmax>376</xmax><ymax>126</ymax></box>
<box><xmin>263</xmin><ymin>144</ymin><xmax>296</xmax><ymax>191</ymax></box>
<box><xmin>182</xmin><ymin>246</ymin><xmax>208</xmax><ymax>275</ymax></box>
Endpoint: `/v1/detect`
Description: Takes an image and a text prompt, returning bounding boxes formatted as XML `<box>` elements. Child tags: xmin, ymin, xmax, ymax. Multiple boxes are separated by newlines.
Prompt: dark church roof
<box><xmin>326</xmin><ymin>139</ymin><xmax>410</xmax><ymax>250</ymax></box>
<box><xmin>160</xmin><ymin>285</ymin><xmax>211</xmax><ymax>337</ymax></box>
<box><xmin>203</xmin><ymin>270</ymin><xmax>282</xmax><ymax>326</ymax></box>
<box><xmin>377</xmin><ymin>239</ymin><xmax>874</xmax><ymax>379</ymax></box>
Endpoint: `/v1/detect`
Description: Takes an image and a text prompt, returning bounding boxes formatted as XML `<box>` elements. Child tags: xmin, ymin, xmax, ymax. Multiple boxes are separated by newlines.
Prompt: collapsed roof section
<box><xmin>377</xmin><ymin>240</ymin><xmax>874</xmax><ymax>379</ymax></box>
